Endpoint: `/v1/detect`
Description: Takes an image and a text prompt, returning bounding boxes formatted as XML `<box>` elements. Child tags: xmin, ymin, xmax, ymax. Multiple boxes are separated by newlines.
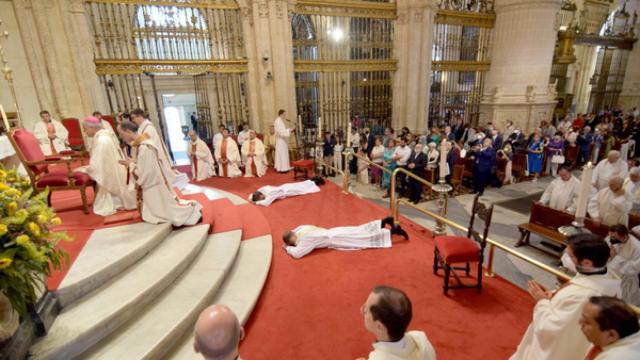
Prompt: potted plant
<box><xmin>0</xmin><ymin>165</ymin><xmax>71</xmax><ymax>340</ymax></box>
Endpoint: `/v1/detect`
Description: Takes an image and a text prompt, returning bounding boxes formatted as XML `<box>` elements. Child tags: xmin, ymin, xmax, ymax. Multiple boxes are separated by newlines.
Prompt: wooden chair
<box><xmin>450</xmin><ymin>164</ymin><xmax>466</xmax><ymax>195</ymax></box>
<box><xmin>511</xmin><ymin>152</ymin><xmax>527</xmax><ymax>180</ymax></box>
<box><xmin>61</xmin><ymin>118</ymin><xmax>85</xmax><ymax>150</ymax></box>
<box><xmin>8</xmin><ymin>128</ymin><xmax>94</xmax><ymax>214</ymax></box>
<box><xmin>433</xmin><ymin>194</ymin><xmax>494</xmax><ymax>295</ymax></box>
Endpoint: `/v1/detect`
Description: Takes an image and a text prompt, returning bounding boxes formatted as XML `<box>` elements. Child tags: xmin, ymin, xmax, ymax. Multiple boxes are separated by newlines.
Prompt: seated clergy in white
<box><xmin>187</xmin><ymin>130</ymin><xmax>216</xmax><ymax>181</ymax></box>
<box><xmin>33</xmin><ymin>110</ymin><xmax>70</xmax><ymax>155</ymax></box>
<box><xmin>588</xmin><ymin>176</ymin><xmax>631</xmax><ymax>226</ymax></box>
<box><xmin>250</xmin><ymin>179</ymin><xmax>321</xmax><ymax>207</ymax></box>
<box><xmin>79</xmin><ymin>116</ymin><xmax>136</xmax><ymax>216</ymax></box>
<box><xmin>282</xmin><ymin>217</ymin><xmax>408</xmax><ymax>259</ymax></box>
<box><xmin>592</xmin><ymin>151</ymin><xmax>628</xmax><ymax>192</ymax></box>
<box><xmin>606</xmin><ymin>224</ymin><xmax>640</xmax><ymax>306</ymax></box>
<box><xmin>510</xmin><ymin>234</ymin><xmax>621</xmax><ymax>360</ymax></box>
<box><xmin>539</xmin><ymin>165</ymin><xmax>580</xmax><ymax>212</ymax></box>
<box><xmin>580</xmin><ymin>296</ymin><xmax>640</xmax><ymax>360</ymax></box>
<box><xmin>214</xmin><ymin>128</ymin><xmax>242</xmax><ymax>178</ymax></box>
<box><xmin>241</xmin><ymin>130</ymin><xmax>268</xmax><ymax>178</ymax></box>
<box><xmin>357</xmin><ymin>286</ymin><xmax>436</xmax><ymax>360</ymax></box>
<box><xmin>623</xmin><ymin>167</ymin><xmax>640</xmax><ymax>213</ymax></box>
<box><xmin>237</xmin><ymin>122</ymin><xmax>251</xmax><ymax>147</ymax></box>
<box><xmin>118</xmin><ymin>121</ymin><xmax>202</xmax><ymax>226</ymax></box>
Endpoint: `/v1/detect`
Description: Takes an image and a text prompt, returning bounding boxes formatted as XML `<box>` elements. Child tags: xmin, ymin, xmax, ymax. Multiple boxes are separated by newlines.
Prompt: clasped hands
<box><xmin>527</xmin><ymin>280</ymin><xmax>553</xmax><ymax>301</ymax></box>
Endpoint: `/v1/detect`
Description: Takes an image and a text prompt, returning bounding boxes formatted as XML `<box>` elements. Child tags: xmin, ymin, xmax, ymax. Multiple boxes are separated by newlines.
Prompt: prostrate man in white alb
<box><xmin>33</xmin><ymin>110</ymin><xmax>70</xmax><ymax>155</ymax></box>
<box><xmin>250</xmin><ymin>178</ymin><xmax>322</xmax><ymax>206</ymax></box>
<box><xmin>357</xmin><ymin>286</ymin><xmax>436</xmax><ymax>360</ymax></box>
<box><xmin>187</xmin><ymin>130</ymin><xmax>216</xmax><ymax>181</ymax></box>
<box><xmin>623</xmin><ymin>167</ymin><xmax>640</xmax><ymax>213</ymax></box>
<box><xmin>539</xmin><ymin>165</ymin><xmax>580</xmax><ymax>212</ymax></box>
<box><xmin>214</xmin><ymin>128</ymin><xmax>242</xmax><ymax>178</ymax></box>
<box><xmin>588</xmin><ymin>176</ymin><xmax>631</xmax><ymax>226</ymax></box>
<box><xmin>282</xmin><ymin>217</ymin><xmax>408</xmax><ymax>259</ymax></box>
<box><xmin>241</xmin><ymin>130</ymin><xmax>268</xmax><ymax>178</ymax></box>
<box><xmin>580</xmin><ymin>296</ymin><xmax>640</xmax><ymax>360</ymax></box>
<box><xmin>510</xmin><ymin>234</ymin><xmax>621</xmax><ymax>360</ymax></box>
<box><xmin>606</xmin><ymin>224</ymin><xmax>640</xmax><ymax>306</ymax></box>
<box><xmin>193</xmin><ymin>304</ymin><xmax>244</xmax><ymax>360</ymax></box>
<box><xmin>118</xmin><ymin>121</ymin><xmax>202</xmax><ymax>227</ymax></box>
<box><xmin>273</xmin><ymin>109</ymin><xmax>294</xmax><ymax>173</ymax></box>
<box><xmin>592</xmin><ymin>150</ymin><xmax>628</xmax><ymax>192</ymax></box>
<box><xmin>78</xmin><ymin>116</ymin><xmax>136</xmax><ymax>216</ymax></box>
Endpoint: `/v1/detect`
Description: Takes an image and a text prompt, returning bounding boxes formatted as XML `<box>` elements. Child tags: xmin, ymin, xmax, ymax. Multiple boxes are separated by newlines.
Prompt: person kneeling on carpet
<box><xmin>249</xmin><ymin>177</ymin><xmax>324</xmax><ymax>207</ymax></box>
<box><xmin>357</xmin><ymin>285</ymin><xmax>436</xmax><ymax>360</ymax></box>
<box><xmin>282</xmin><ymin>217</ymin><xmax>408</xmax><ymax>259</ymax></box>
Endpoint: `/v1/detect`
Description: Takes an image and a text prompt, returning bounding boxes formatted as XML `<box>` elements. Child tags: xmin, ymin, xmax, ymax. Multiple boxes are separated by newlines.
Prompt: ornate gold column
<box><xmin>393</xmin><ymin>0</ymin><xmax>437</xmax><ymax>133</ymax></box>
<box><xmin>619</xmin><ymin>20</ymin><xmax>640</xmax><ymax>110</ymax></box>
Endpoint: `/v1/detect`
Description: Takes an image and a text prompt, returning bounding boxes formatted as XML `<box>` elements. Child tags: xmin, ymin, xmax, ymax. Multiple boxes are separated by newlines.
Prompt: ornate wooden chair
<box><xmin>8</xmin><ymin>128</ymin><xmax>94</xmax><ymax>214</ymax></box>
<box><xmin>61</xmin><ymin>118</ymin><xmax>85</xmax><ymax>150</ymax></box>
<box><xmin>433</xmin><ymin>194</ymin><xmax>494</xmax><ymax>295</ymax></box>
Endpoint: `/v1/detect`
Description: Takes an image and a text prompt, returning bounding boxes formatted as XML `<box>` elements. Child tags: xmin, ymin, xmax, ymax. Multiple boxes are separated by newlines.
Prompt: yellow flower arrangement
<box><xmin>0</xmin><ymin>164</ymin><xmax>71</xmax><ymax>316</ymax></box>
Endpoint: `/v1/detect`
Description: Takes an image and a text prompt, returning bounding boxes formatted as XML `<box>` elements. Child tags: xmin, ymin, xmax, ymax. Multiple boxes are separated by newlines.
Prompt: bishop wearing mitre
<box><xmin>33</xmin><ymin>110</ymin><xmax>70</xmax><ymax>155</ymax></box>
<box><xmin>214</xmin><ymin>128</ymin><xmax>242</xmax><ymax>178</ymax></box>
<box><xmin>79</xmin><ymin>116</ymin><xmax>136</xmax><ymax>216</ymax></box>
<box><xmin>241</xmin><ymin>130</ymin><xmax>268</xmax><ymax>178</ymax></box>
<box><xmin>118</xmin><ymin>121</ymin><xmax>202</xmax><ymax>226</ymax></box>
<box><xmin>187</xmin><ymin>130</ymin><xmax>216</xmax><ymax>181</ymax></box>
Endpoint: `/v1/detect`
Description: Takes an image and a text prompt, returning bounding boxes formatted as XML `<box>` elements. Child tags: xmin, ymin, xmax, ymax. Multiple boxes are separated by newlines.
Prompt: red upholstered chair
<box><xmin>256</xmin><ymin>133</ymin><xmax>264</xmax><ymax>141</ymax></box>
<box><xmin>102</xmin><ymin>115</ymin><xmax>117</xmax><ymax>133</ymax></box>
<box><xmin>292</xmin><ymin>159</ymin><xmax>315</xmax><ymax>180</ymax></box>
<box><xmin>61</xmin><ymin>118</ymin><xmax>85</xmax><ymax>150</ymax></box>
<box><xmin>433</xmin><ymin>194</ymin><xmax>494</xmax><ymax>295</ymax></box>
<box><xmin>8</xmin><ymin>128</ymin><xmax>95</xmax><ymax>214</ymax></box>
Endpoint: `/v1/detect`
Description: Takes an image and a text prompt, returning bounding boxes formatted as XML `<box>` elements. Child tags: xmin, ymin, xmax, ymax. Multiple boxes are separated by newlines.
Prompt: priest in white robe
<box><xmin>250</xmin><ymin>179</ymin><xmax>320</xmax><ymax>206</ymax></box>
<box><xmin>79</xmin><ymin>117</ymin><xmax>136</xmax><ymax>216</ymax></box>
<box><xmin>212</xmin><ymin>124</ymin><xmax>225</xmax><ymax>152</ymax></box>
<box><xmin>282</xmin><ymin>217</ymin><xmax>408</xmax><ymax>259</ymax></box>
<box><xmin>273</xmin><ymin>109</ymin><xmax>293</xmax><ymax>172</ymax></box>
<box><xmin>237</xmin><ymin>123</ymin><xmax>251</xmax><ymax>147</ymax></box>
<box><xmin>187</xmin><ymin>130</ymin><xmax>216</xmax><ymax>181</ymax></box>
<box><xmin>33</xmin><ymin>110</ymin><xmax>70</xmax><ymax>155</ymax></box>
<box><xmin>118</xmin><ymin>121</ymin><xmax>202</xmax><ymax>226</ymax></box>
<box><xmin>623</xmin><ymin>167</ymin><xmax>640</xmax><ymax>213</ymax></box>
<box><xmin>539</xmin><ymin>165</ymin><xmax>580</xmax><ymax>213</ymax></box>
<box><xmin>510</xmin><ymin>234</ymin><xmax>621</xmax><ymax>360</ymax></box>
<box><xmin>241</xmin><ymin>130</ymin><xmax>268</xmax><ymax>178</ymax></box>
<box><xmin>588</xmin><ymin>176</ymin><xmax>631</xmax><ymax>226</ymax></box>
<box><xmin>606</xmin><ymin>225</ymin><xmax>640</xmax><ymax>306</ymax></box>
<box><xmin>592</xmin><ymin>151</ymin><xmax>628</xmax><ymax>192</ymax></box>
<box><xmin>214</xmin><ymin>128</ymin><xmax>242</xmax><ymax>178</ymax></box>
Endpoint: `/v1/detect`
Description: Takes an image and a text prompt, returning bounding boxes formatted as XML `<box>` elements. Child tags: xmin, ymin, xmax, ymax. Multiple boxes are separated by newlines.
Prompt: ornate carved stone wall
<box><xmin>619</xmin><ymin>4</ymin><xmax>640</xmax><ymax>111</ymax></box>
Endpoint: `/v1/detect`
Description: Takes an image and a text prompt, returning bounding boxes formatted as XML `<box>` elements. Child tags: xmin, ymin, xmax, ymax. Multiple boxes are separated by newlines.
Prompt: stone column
<box><xmin>619</xmin><ymin>19</ymin><xmax>640</xmax><ymax>111</ymax></box>
<box><xmin>479</xmin><ymin>0</ymin><xmax>561</xmax><ymax>133</ymax></box>
<box><xmin>392</xmin><ymin>0</ymin><xmax>437</xmax><ymax>133</ymax></box>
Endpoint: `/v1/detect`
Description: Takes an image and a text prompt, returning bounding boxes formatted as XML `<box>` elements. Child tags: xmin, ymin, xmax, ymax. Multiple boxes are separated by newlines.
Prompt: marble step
<box><xmin>169</xmin><ymin>235</ymin><xmax>273</xmax><ymax>360</ymax></box>
<box><xmin>55</xmin><ymin>222</ymin><xmax>173</xmax><ymax>307</ymax></box>
<box><xmin>84</xmin><ymin>229</ymin><xmax>242</xmax><ymax>360</ymax></box>
<box><xmin>181</xmin><ymin>184</ymin><xmax>248</xmax><ymax>205</ymax></box>
<box><xmin>29</xmin><ymin>225</ymin><xmax>210</xmax><ymax>360</ymax></box>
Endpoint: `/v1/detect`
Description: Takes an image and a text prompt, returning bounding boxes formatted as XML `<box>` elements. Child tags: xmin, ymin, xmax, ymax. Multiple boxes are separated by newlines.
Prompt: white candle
<box><xmin>0</xmin><ymin>104</ymin><xmax>9</xmax><ymax>131</ymax></box>
<box><xmin>317</xmin><ymin>116</ymin><xmax>322</xmax><ymax>140</ymax></box>
<box><xmin>346</xmin><ymin>125</ymin><xmax>352</xmax><ymax>148</ymax></box>
<box><xmin>575</xmin><ymin>162</ymin><xmax>593</xmax><ymax>220</ymax></box>
<box><xmin>439</xmin><ymin>139</ymin><xmax>448</xmax><ymax>180</ymax></box>
<box><xmin>298</xmin><ymin>115</ymin><xmax>302</xmax><ymax>134</ymax></box>
<box><xmin>137</xmin><ymin>96</ymin><xmax>143</xmax><ymax>108</ymax></box>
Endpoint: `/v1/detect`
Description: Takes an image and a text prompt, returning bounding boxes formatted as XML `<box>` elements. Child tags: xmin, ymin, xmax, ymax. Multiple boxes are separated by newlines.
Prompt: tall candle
<box><xmin>297</xmin><ymin>114</ymin><xmax>302</xmax><ymax>134</ymax></box>
<box><xmin>346</xmin><ymin>125</ymin><xmax>352</xmax><ymax>148</ymax></box>
<box><xmin>0</xmin><ymin>104</ymin><xmax>9</xmax><ymax>131</ymax></box>
<box><xmin>439</xmin><ymin>139</ymin><xmax>448</xmax><ymax>181</ymax></box>
<box><xmin>317</xmin><ymin>116</ymin><xmax>322</xmax><ymax>141</ymax></box>
<box><xmin>575</xmin><ymin>162</ymin><xmax>593</xmax><ymax>220</ymax></box>
<box><xmin>137</xmin><ymin>96</ymin><xmax>143</xmax><ymax>108</ymax></box>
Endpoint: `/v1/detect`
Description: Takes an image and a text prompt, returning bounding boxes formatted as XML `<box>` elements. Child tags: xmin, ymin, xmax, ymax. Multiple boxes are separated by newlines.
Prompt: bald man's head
<box><xmin>607</xmin><ymin>150</ymin><xmax>620</xmax><ymax>163</ymax></box>
<box><xmin>608</xmin><ymin>175</ymin><xmax>624</xmax><ymax>192</ymax></box>
<box><xmin>194</xmin><ymin>305</ymin><xmax>243</xmax><ymax>360</ymax></box>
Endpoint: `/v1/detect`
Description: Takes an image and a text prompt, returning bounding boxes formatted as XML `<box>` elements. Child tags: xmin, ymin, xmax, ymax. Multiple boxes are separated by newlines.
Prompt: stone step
<box><xmin>181</xmin><ymin>184</ymin><xmax>248</xmax><ymax>205</ymax></box>
<box><xmin>55</xmin><ymin>222</ymin><xmax>173</xmax><ymax>307</ymax></box>
<box><xmin>169</xmin><ymin>235</ymin><xmax>273</xmax><ymax>360</ymax></box>
<box><xmin>83</xmin><ymin>229</ymin><xmax>242</xmax><ymax>360</ymax></box>
<box><xmin>29</xmin><ymin>225</ymin><xmax>210</xmax><ymax>360</ymax></box>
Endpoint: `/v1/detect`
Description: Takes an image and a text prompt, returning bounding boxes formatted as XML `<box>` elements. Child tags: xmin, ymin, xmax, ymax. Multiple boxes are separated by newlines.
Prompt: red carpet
<box><xmin>198</xmin><ymin>170</ymin><xmax>535</xmax><ymax>359</ymax></box>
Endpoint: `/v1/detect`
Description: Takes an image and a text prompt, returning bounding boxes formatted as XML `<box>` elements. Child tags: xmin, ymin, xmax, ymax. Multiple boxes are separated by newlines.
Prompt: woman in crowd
<box><xmin>356</xmin><ymin>146</ymin><xmax>370</xmax><ymax>184</ymax></box>
<box><xmin>370</xmin><ymin>136</ymin><xmax>385</xmax><ymax>187</ymax></box>
<box><xmin>333</xmin><ymin>136</ymin><xmax>344</xmax><ymax>171</ymax></box>
<box><xmin>546</xmin><ymin>132</ymin><xmax>565</xmax><ymax>176</ymax></box>
<box><xmin>381</xmin><ymin>138</ymin><xmax>397</xmax><ymax>191</ymax></box>
<box><xmin>527</xmin><ymin>132</ymin><xmax>544</xmax><ymax>181</ymax></box>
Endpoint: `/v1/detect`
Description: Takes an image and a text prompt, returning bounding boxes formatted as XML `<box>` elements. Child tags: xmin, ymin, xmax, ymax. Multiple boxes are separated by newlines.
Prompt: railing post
<box><xmin>343</xmin><ymin>149</ymin><xmax>353</xmax><ymax>192</ymax></box>
<box><xmin>432</xmin><ymin>180</ymin><xmax>452</xmax><ymax>236</ymax></box>
<box><xmin>484</xmin><ymin>243</ymin><xmax>496</xmax><ymax>278</ymax></box>
<box><xmin>390</xmin><ymin>168</ymin><xmax>398</xmax><ymax>223</ymax></box>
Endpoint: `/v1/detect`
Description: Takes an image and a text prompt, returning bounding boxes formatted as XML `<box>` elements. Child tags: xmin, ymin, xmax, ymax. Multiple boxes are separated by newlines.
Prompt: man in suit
<box><xmin>508</xmin><ymin>128</ymin><xmax>526</xmax><ymax>152</ymax></box>
<box><xmin>365</xmin><ymin>127</ymin><xmax>376</xmax><ymax>157</ymax></box>
<box><xmin>469</xmin><ymin>137</ymin><xmax>497</xmax><ymax>196</ymax></box>
<box><xmin>491</xmin><ymin>128</ymin><xmax>504</xmax><ymax>151</ymax></box>
<box><xmin>407</xmin><ymin>143</ymin><xmax>427</xmax><ymax>204</ymax></box>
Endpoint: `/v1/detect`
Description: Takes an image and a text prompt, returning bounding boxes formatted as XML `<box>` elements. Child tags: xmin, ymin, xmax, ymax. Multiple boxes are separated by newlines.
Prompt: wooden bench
<box><xmin>517</xmin><ymin>202</ymin><xmax>574</xmax><ymax>255</ymax></box>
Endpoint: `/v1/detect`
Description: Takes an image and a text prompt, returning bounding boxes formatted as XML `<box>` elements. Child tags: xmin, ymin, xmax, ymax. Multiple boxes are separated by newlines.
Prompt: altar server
<box><xmin>214</xmin><ymin>128</ymin><xmax>242</xmax><ymax>178</ymax></box>
<box><xmin>33</xmin><ymin>110</ymin><xmax>69</xmax><ymax>155</ymax></box>
<box><xmin>539</xmin><ymin>165</ymin><xmax>580</xmax><ymax>212</ymax></box>
<box><xmin>187</xmin><ymin>130</ymin><xmax>216</xmax><ymax>181</ymax></box>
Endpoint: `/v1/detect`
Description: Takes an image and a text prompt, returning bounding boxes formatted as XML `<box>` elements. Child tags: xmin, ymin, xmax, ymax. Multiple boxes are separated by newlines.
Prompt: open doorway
<box><xmin>162</xmin><ymin>93</ymin><xmax>196</xmax><ymax>166</ymax></box>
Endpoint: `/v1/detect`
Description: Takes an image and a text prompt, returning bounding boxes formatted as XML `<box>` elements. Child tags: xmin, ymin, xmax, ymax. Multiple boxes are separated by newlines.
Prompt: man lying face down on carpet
<box><xmin>249</xmin><ymin>176</ymin><xmax>324</xmax><ymax>207</ymax></box>
<box><xmin>282</xmin><ymin>217</ymin><xmax>409</xmax><ymax>259</ymax></box>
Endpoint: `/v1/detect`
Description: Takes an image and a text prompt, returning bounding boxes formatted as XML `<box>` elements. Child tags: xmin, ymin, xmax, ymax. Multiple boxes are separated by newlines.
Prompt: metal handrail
<box><xmin>317</xmin><ymin>159</ymin><xmax>349</xmax><ymax>194</ymax></box>
<box><xmin>390</xmin><ymin>166</ymin><xmax>436</xmax><ymax>220</ymax></box>
<box><xmin>348</xmin><ymin>151</ymin><xmax>393</xmax><ymax>175</ymax></box>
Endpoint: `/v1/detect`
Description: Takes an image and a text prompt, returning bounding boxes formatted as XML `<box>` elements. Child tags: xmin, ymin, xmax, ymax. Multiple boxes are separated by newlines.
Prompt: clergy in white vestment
<box><xmin>212</xmin><ymin>124</ymin><xmax>225</xmax><ymax>151</ymax></box>
<box><xmin>539</xmin><ymin>165</ymin><xmax>580</xmax><ymax>213</ymax></box>
<box><xmin>273</xmin><ymin>109</ymin><xmax>293</xmax><ymax>172</ymax></box>
<box><xmin>118</xmin><ymin>121</ymin><xmax>202</xmax><ymax>226</ymax></box>
<box><xmin>237</xmin><ymin>123</ymin><xmax>251</xmax><ymax>147</ymax></box>
<box><xmin>33</xmin><ymin>110</ymin><xmax>70</xmax><ymax>155</ymax></box>
<box><xmin>358</xmin><ymin>286</ymin><xmax>436</xmax><ymax>360</ymax></box>
<box><xmin>187</xmin><ymin>130</ymin><xmax>216</xmax><ymax>181</ymax></box>
<box><xmin>241</xmin><ymin>130</ymin><xmax>268</xmax><ymax>178</ymax></box>
<box><xmin>214</xmin><ymin>128</ymin><xmax>242</xmax><ymax>178</ymax></box>
<box><xmin>588</xmin><ymin>176</ymin><xmax>631</xmax><ymax>226</ymax></box>
<box><xmin>592</xmin><ymin>151</ymin><xmax>628</xmax><ymax>192</ymax></box>
<box><xmin>623</xmin><ymin>167</ymin><xmax>640</xmax><ymax>213</ymax></box>
<box><xmin>580</xmin><ymin>296</ymin><xmax>640</xmax><ymax>360</ymax></box>
<box><xmin>282</xmin><ymin>217</ymin><xmax>408</xmax><ymax>259</ymax></box>
<box><xmin>510</xmin><ymin>234</ymin><xmax>621</xmax><ymax>360</ymax></box>
<box><xmin>79</xmin><ymin>117</ymin><xmax>136</xmax><ymax>216</ymax></box>
<box><xmin>93</xmin><ymin>111</ymin><xmax>119</xmax><ymax>147</ymax></box>
<box><xmin>250</xmin><ymin>179</ymin><xmax>321</xmax><ymax>206</ymax></box>
<box><xmin>606</xmin><ymin>225</ymin><xmax>640</xmax><ymax>306</ymax></box>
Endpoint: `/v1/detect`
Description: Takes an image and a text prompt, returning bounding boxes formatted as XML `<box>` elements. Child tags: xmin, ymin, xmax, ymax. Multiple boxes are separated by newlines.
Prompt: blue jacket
<box><xmin>473</xmin><ymin>147</ymin><xmax>497</xmax><ymax>173</ymax></box>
